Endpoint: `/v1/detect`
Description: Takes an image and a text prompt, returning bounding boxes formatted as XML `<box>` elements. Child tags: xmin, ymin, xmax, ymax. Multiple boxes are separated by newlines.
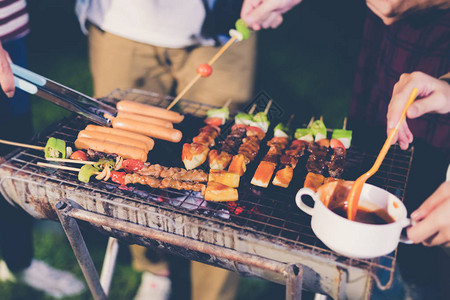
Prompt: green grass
<box><xmin>0</xmin><ymin>0</ymin><xmax>365</xmax><ymax>299</ymax></box>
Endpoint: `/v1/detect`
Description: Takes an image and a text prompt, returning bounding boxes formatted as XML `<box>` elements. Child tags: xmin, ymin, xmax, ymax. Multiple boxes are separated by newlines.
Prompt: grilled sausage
<box><xmin>85</xmin><ymin>125</ymin><xmax>154</xmax><ymax>150</ymax></box>
<box><xmin>116</xmin><ymin>112</ymin><xmax>173</xmax><ymax>128</ymax></box>
<box><xmin>77</xmin><ymin>130</ymin><xmax>150</xmax><ymax>152</ymax></box>
<box><xmin>111</xmin><ymin>117</ymin><xmax>182</xmax><ymax>143</ymax></box>
<box><xmin>116</xmin><ymin>100</ymin><xmax>184</xmax><ymax>124</ymax></box>
<box><xmin>75</xmin><ymin>137</ymin><xmax>148</xmax><ymax>162</ymax></box>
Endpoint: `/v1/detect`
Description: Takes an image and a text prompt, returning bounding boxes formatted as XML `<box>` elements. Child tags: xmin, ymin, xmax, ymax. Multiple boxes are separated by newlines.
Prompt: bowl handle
<box><xmin>399</xmin><ymin>218</ymin><xmax>414</xmax><ymax>244</ymax></box>
<box><xmin>295</xmin><ymin>188</ymin><xmax>318</xmax><ymax>216</ymax></box>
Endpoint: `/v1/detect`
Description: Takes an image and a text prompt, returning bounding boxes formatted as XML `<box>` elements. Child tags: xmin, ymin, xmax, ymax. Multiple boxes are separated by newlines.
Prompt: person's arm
<box><xmin>386</xmin><ymin>71</ymin><xmax>450</xmax><ymax>150</ymax></box>
<box><xmin>240</xmin><ymin>0</ymin><xmax>302</xmax><ymax>30</ymax></box>
<box><xmin>0</xmin><ymin>41</ymin><xmax>15</xmax><ymax>98</ymax></box>
<box><xmin>366</xmin><ymin>0</ymin><xmax>450</xmax><ymax>25</ymax></box>
<box><xmin>407</xmin><ymin>181</ymin><xmax>450</xmax><ymax>247</ymax></box>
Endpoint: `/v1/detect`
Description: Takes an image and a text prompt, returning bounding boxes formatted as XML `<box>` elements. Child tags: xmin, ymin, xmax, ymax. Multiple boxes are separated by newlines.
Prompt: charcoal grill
<box><xmin>0</xmin><ymin>89</ymin><xmax>414</xmax><ymax>299</ymax></box>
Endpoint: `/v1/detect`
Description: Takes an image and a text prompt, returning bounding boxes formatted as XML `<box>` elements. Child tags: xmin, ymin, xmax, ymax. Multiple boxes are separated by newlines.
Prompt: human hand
<box><xmin>241</xmin><ymin>0</ymin><xmax>302</xmax><ymax>31</ymax></box>
<box><xmin>386</xmin><ymin>71</ymin><xmax>450</xmax><ymax>150</ymax></box>
<box><xmin>407</xmin><ymin>181</ymin><xmax>450</xmax><ymax>247</ymax></box>
<box><xmin>0</xmin><ymin>42</ymin><xmax>14</xmax><ymax>98</ymax></box>
<box><xmin>366</xmin><ymin>0</ymin><xmax>450</xmax><ymax>25</ymax></box>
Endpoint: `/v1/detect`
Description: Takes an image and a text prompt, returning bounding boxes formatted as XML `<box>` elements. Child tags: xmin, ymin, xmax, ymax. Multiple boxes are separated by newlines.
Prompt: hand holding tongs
<box><xmin>11</xmin><ymin>63</ymin><xmax>117</xmax><ymax>127</ymax></box>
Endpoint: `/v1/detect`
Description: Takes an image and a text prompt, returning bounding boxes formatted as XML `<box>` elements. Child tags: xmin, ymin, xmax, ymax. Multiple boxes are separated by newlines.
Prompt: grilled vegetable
<box><xmin>78</xmin><ymin>164</ymin><xmax>97</xmax><ymax>183</ymax></box>
<box><xmin>310</xmin><ymin>120</ymin><xmax>327</xmax><ymax>141</ymax></box>
<box><xmin>197</xmin><ymin>63</ymin><xmax>213</xmax><ymax>77</ymax></box>
<box><xmin>331</xmin><ymin>129</ymin><xmax>352</xmax><ymax>149</ymax></box>
<box><xmin>235</xmin><ymin>19</ymin><xmax>251</xmax><ymax>40</ymax></box>
<box><xmin>44</xmin><ymin>137</ymin><xmax>66</xmax><ymax>159</ymax></box>
<box><xmin>294</xmin><ymin>128</ymin><xmax>313</xmax><ymax>142</ymax></box>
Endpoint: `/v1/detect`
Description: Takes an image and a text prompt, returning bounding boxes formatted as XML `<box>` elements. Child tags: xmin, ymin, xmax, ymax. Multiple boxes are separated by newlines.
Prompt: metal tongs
<box><xmin>11</xmin><ymin>63</ymin><xmax>117</xmax><ymax>126</ymax></box>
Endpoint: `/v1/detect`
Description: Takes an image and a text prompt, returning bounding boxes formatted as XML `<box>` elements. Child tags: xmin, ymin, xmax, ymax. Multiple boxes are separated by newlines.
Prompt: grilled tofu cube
<box><xmin>228</xmin><ymin>154</ymin><xmax>246</xmax><ymax>176</ymax></box>
<box><xmin>208</xmin><ymin>170</ymin><xmax>240</xmax><ymax>188</ymax></box>
<box><xmin>251</xmin><ymin>161</ymin><xmax>276</xmax><ymax>188</ymax></box>
<box><xmin>272</xmin><ymin>166</ymin><xmax>294</xmax><ymax>188</ymax></box>
<box><xmin>205</xmin><ymin>181</ymin><xmax>238</xmax><ymax>202</ymax></box>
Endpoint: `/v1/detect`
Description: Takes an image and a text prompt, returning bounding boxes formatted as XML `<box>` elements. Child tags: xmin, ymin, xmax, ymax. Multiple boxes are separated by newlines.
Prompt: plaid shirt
<box><xmin>349</xmin><ymin>8</ymin><xmax>450</xmax><ymax>151</ymax></box>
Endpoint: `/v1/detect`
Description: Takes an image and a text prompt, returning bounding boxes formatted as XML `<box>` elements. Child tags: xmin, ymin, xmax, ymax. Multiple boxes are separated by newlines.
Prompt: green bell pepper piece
<box><xmin>235</xmin><ymin>19</ymin><xmax>251</xmax><ymax>40</ymax></box>
<box><xmin>78</xmin><ymin>164</ymin><xmax>97</xmax><ymax>183</ymax></box>
<box><xmin>274</xmin><ymin>122</ymin><xmax>290</xmax><ymax>138</ymax></box>
<box><xmin>207</xmin><ymin>107</ymin><xmax>229</xmax><ymax>122</ymax></box>
<box><xmin>310</xmin><ymin>120</ymin><xmax>327</xmax><ymax>140</ymax></box>
<box><xmin>234</xmin><ymin>112</ymin><xmax>253</xmax><ymax>125</ymax></box>
<box><xmin>94</xmin><ymin>158</ymin><xmax>115</xmax><ymax>171</ymax></box>
<box><xmin>294</xmin><ymin>128</ymin><xmax>313</xmax><ymax>141</ymax></box>
<box><xmin>44</xmin><ymin>137</ymin><xmax>66</xmax><ymax>159</ymax></box>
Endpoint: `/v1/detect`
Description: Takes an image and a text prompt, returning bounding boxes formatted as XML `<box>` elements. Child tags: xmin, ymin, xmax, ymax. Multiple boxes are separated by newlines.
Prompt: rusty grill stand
<box><xmin>55</xmin><ymin>201</ymin><xmax>108</xmax><ymax>300</ymax></box>
<box><xmin>55</xmin><ymin>199</ymin><xmax>304</xmax><ymax>300</ymax></box>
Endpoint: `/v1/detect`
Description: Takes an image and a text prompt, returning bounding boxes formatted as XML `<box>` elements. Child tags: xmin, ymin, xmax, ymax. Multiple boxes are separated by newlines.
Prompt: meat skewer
<box><xmin>37</xmin><ymin>161</ymin><xmax>207</xmax><ymax>195</ymax></box>
<box><xmin>228</xmin><ymin>100</ymin><xmax>272</xmax><ymax>176</ymax></box>
<box><xmin>272</xmin><ymin>117</ymin><xmax>314</xmax><ymax>188</ymax></box>
<box><xmin>251</xmin><ymin>116</ymin><xmax>293</xmax><ymax>188</ymax></box>
<box><xmin>208</xmin><ymin>103</ymin><xmax>257</xmax><ymax>170</ymax></box>
<box><xmin>182</xmin><ymin>100</ymin><xmax>231</xmax><ymax>170</ymax></box>
<box><xmin>305</xmin><ymin>117</ymin><xmax>330</xmax><ymax>175</ymax></box>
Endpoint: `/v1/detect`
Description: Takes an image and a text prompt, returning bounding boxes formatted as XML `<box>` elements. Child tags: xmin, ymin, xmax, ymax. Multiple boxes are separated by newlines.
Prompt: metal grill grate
<box><xmin>0</xmin><ymin>89</ymin><xmax>414</xmax><ymax>292</ymax></box>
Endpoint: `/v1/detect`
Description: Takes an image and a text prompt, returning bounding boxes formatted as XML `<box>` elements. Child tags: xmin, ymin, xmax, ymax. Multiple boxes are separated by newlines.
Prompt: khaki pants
<box><xmin>89</xmin><ymin>24</ymin><xmax>256</xmax><ymax>108</ymax></box>
<box><xmin>89</xmin><ymin>25</ymin><xmax>256</xmax><ymax>300</ymax></box>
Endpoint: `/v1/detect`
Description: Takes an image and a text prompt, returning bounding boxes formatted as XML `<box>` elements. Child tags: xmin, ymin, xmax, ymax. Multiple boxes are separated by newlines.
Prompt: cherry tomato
<box><xmin>246</xmin><ymin>126</ymin><xmax>265</xmax><ymax>140</ymax></box>
<box><xmin>122</xmin><ymin>159</ymin><xmax>144</xmax><ymax>173</ymax></box>
<box><xmin>197</xmin><ymin>63</ymin><xmax>212</xmax><ymax>77</ymax></box>
<box><xmin>204</xmin><ymin>117</ymin><xmax>223</xmax><ymax>126</ymax></box>
<box><xmin>330</xmin><ymin>139</ymin><xmax>346</xmax><ymax>154</ymax></box>
<box><xmin>111</xmin><ymin>171</ymin><xmax>126</xmax><ymax>185</ymax></box>
<box><xmin>70</xmin><ymin>150</ymin><xmax>88</xmax><ymax>161</ymax></box>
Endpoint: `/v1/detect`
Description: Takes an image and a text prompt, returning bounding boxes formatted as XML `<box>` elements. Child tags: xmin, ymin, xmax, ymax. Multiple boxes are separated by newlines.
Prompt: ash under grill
<box><xmin>0</xmin><ymin>89</ymin><xmax>414</xmax><ymax>298</ymax></box>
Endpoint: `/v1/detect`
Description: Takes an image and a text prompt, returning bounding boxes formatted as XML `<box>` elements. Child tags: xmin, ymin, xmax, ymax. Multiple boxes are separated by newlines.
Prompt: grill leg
<box><xmin>100</xmin><ymin>237</ymin><xmax>119</xmax><ymax>295</ymax></box>
<box><xmin>286</xmin><ymin>264</ymin><xmax>303</xmax><ymax>300</ymax></box>
<box><xmin>55</xmin><ymin>201</ymin><xmax>107</xmax><ymax>300</ymax></box>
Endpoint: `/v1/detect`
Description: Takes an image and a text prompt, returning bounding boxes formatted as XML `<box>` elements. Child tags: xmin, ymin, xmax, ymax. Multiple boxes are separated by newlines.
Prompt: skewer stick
<box><xmin>319</xmin><ymin>116</ymin><xmax>323</xmax><ymax>122</ymax></box>
<box><xmin>0</xmin><ymin>139</ymin><xmax>44</xmax><ymax>151</ymax></box>
<box><xmin>45</xmin><ymin>157</ymin><xmax>96</xmax><ymax>165</ymax></box>
<box><xmin>342</xmin><ymin>117</ymin><xmax>347</xmax><ymax>130</ymax></box>
<box><xmin>248</xmin><ymin>104</ymin><xmax>257</xmax><ymax>115</ymax></box>
<box><xmin>223</xmin><ymin>98</ymin><xmax>232</xmax><ymax>109</ymax></box>
<box><xmin>264</xmin><ymin>100</ymin><xmax>273</xmax><ymax>115</ymax></box>
<box><xmin>286</xmin><ymin>114</ymin><xmax>295</xmax><ymax>128</ymax></box>
<box><xmin>37</xmin><ymin>162</ymin><xmax>81</xmax><ymax>172</ymax></box>
<box><xmin>167</xmin><ymin>36</ymin><xmax>238</xmax><ymax>110</ymax></box>
<box><xmin>307</xmin><ymin>117</ymin><xmax>315</xmax><ymax>128</ymax></box>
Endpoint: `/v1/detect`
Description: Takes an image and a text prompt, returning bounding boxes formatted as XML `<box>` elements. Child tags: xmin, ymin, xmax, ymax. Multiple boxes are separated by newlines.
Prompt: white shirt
<box><xmin>76</xmin><ymin>0</ymin><xmax>216</xmax><ymax>48</ymax></box>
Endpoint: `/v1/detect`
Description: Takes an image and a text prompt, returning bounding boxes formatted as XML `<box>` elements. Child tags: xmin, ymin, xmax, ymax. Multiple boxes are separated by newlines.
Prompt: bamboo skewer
<box><xmin>248</xmin><ymin>103</ymin><xmax>257</xmax><ymax>115</ymax></box>
<box><xmin>264</xmin><ymin>100</ymin><xmax>272</xmax><ymax>115</ymax></box>
<box><xmin>37</xmin><ymin>162</ymin><xmax>82</xmax><ymax>172</ymax></box>
<box><xmin>0</xmin><ymin>139</ymin><xmax>44</xmax><ymax>151</ymax></box>
<box><xmin>167</xmin><ymin>36</ymin><xmax>238</xmax><ymax>110</ymax></box>
<box><xmin>346</xmin><ymin>88</ymin><xmax>418</xmax><ymax>220</ymax></box>
<box><xmin>45</xmin><ymin>157</ymin><xmax>96</xmax><ymax>164</ymax></box>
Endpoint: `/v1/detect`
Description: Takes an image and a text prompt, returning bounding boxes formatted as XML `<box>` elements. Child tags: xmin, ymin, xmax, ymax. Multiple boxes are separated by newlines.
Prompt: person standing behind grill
<box><xmin>386</xmin><ymin>71</ymin><xmax>450</xmax><ymax>248</ymax></box>
<box><xmin>242</xmin><ymin>0</ymin><xmax>450</xmax><ymax>299</ymax></box>
<box><xmin>0</xmin><ymin>0</ymin><xmax>86</xmax><ymax>298</ymax></box>
<box><xmin>75</xmin><ymin>1</ymin><xmax>256</xmax><ymax>300</ymax></box>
